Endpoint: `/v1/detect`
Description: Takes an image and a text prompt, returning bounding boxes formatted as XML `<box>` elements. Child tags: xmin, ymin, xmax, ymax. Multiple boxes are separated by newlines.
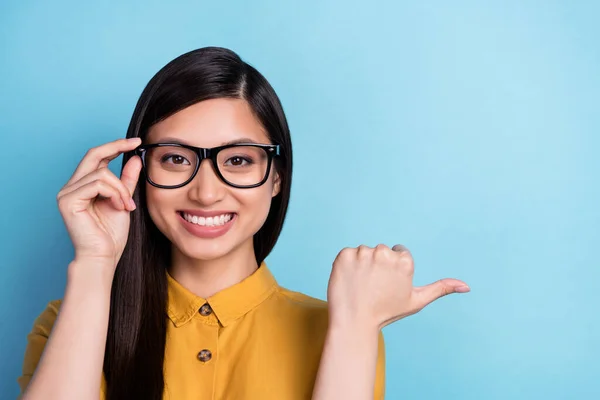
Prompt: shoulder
<box><xmin>18</xmin><ymin>300</ymin><xmax>63</xmax><ymax>395</ymax></box>
<box><xmin>30</xmin><ymin>300</ymin><xmax>62</xmax><ymax>335</ymax></box>
<box><xmin>24</xmin><ymin>299</ymin><xmax>62</xmax><ymax>345</ymax></box>
<box><xmin>271</xmin><ymin>285</ymin><xmax>386</xmax><ymax>349</ymax></box>
<box><xmin>263</xmin><ymin>285</ymin><xmax>329</xmax><ymax>330</ymax></box>
<box><xmin>275</xmin><ymin>286</ymin><xmax>328</xmax><ymax>310</ymax></box>
<box><xmin>277</xmin><ymin>286</ymin><xmax>327</xmax><ymax>309</ymax></box>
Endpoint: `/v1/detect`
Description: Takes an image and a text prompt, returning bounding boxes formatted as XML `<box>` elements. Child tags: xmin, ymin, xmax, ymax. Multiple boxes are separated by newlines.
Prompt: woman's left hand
<box><xmin>327</xmin><ymin>244</ymin><xmax>470</xmax><ymax>331</ymax></box>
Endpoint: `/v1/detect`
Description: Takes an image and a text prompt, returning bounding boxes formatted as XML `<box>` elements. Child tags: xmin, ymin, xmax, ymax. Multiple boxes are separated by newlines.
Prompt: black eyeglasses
<box><xmin>135</xmin><ymin>142</ymin><xmax>281</xmax><ymax>189</ymax></box>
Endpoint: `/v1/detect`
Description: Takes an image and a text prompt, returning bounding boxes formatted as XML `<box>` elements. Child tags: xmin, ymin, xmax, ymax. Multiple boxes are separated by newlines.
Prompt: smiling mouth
<box><xmin>178</xmin><ymin>211</ymin><xmax>236</xmax><ymax>227</ymax></box>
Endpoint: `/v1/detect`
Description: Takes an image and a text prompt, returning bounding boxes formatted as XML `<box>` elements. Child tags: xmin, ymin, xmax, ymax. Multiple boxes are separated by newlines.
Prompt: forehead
<box><xmin>146</xmin><ymin>98</ymin><xmax>270</xmax><ymax>146</ymax></box>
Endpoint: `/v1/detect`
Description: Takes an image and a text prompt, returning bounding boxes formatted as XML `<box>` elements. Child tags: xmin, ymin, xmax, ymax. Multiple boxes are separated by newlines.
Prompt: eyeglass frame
<box><xmin>134</xmin><ymin>142</ymin><xmax>281</xmax><ymax>189</ymax></box>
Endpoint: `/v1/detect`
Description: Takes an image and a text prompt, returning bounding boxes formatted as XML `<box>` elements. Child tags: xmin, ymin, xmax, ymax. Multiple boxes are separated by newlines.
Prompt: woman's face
<box><xmin>144</xmin><ymin>98</ymin><xmax>280</xmax><ymax>262</ymax></box>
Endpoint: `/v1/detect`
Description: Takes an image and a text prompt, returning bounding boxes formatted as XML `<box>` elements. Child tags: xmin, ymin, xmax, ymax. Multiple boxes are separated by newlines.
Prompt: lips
<box><xmin>180</xmin><ymin>211</ymin><xmax>234</xmax><ymax>227</ymax></box>
<box><xmin>178</xmin><ymin>209</ymin><xmax>237</xmax><ymax>218</ymax></box>
<box><xmin>178</xmin><ymin>211</ymin><xmax>237</xmax><ymax>239</ymax></box>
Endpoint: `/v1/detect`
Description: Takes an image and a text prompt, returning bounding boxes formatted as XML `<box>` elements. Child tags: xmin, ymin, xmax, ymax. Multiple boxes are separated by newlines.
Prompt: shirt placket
<box><xmin>195</xmin><ymin>302</ymin><xmax>219</xmax><ymax>400</ymax></box>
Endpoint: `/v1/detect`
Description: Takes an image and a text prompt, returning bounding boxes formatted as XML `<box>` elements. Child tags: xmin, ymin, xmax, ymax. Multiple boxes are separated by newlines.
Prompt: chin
<box><xmin>176</xmin><ymin>239</ymin><xmax>235</xmax><ymax>262</ymax></box>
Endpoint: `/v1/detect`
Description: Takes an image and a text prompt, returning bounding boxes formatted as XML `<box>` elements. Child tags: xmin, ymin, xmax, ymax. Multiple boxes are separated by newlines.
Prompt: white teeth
<box><xmin>183</xmin><ymin>212</ymin><xmax>233</xmax><ymax>227</ymax></box>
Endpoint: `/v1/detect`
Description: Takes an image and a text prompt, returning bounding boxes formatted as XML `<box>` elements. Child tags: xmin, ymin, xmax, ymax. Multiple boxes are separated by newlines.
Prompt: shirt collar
<box><xmin>166</xmin><ymin>261</ymin><xmax>278</xmax><ymax>328</ymax></box>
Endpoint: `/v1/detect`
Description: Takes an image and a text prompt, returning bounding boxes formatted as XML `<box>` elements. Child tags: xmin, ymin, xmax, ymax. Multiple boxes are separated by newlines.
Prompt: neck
<box><xmin>168</xmin><ymin>240</ymin><xmax>259</xmax><ymax>298</ymax></box>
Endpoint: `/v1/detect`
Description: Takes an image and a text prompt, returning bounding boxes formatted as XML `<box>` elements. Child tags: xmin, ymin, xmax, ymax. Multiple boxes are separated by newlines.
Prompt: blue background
<box><xmin>1</xmin><ymin>1</ymin><xmax>598</xmax><ymax>398</ymax></box>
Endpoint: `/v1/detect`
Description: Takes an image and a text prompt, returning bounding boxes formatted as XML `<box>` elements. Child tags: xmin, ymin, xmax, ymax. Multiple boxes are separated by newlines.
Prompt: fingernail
<box><xmin>455</xmin><ymin>285</ymin><xmax>470</xmax><ymax>293</ymax></box>
<box><xmin>129</xmin><ymin>198</ymin><xmax>136</xmax><ymax>210</ymax></box>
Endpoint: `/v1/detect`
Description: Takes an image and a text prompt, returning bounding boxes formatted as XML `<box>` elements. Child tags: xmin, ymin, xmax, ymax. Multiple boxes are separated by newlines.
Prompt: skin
<box><xmin>22</xmin><ymin>98</ymin><xmax>469</xmax><ymax>400</ymax></box>
<box><xmin>144</xmin><ymin>99</ymin><xmax>280</xmax><ymax>298</ymax></box>
<box><xmin>23</xmin><ymin>137</ymin><xmax>142</xmax><ymax>399</ymax></box>
<box><xmin>312</xmin><ymin>244</ymin><xmax>469</xmax><ymax>399</ymax></box>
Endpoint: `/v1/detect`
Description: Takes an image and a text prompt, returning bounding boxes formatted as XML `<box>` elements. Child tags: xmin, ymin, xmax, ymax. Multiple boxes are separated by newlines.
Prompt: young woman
<box><xmin>18</xmin><ymin>47</ymin><xmax>469</xmax><ymax>400</ymax></box>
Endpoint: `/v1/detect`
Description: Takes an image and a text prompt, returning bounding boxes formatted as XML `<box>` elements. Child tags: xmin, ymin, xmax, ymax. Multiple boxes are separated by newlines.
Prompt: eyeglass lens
<box><xmin>145</xmin><ymin>145</ymin><xmax>270</xmax><ymax>187</ymax></box>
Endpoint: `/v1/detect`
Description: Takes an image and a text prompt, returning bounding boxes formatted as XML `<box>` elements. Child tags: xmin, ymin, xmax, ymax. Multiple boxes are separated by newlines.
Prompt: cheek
<box><xmin>145</xmin><ymin>185</ymin><xmax>176</xmax><ymax>232</ymax></box>
<box><xmin>238</xmin><ymin>187</ymin><xmax>275</xmax><ymax>227</ymax></box>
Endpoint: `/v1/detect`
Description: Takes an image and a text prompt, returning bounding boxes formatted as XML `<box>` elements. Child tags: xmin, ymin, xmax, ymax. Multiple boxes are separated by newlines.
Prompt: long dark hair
<box><xmin>103</xmin><ymin>47</ymin><xmax>293</xmax><ymax>400</ymax></box>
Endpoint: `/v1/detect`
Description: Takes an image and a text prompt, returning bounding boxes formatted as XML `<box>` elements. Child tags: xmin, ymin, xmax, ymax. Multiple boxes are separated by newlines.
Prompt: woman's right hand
<box><xmin>57</xmin><ymin>137</ymin><xmax>142</xmax><ymax>273</ymax></box>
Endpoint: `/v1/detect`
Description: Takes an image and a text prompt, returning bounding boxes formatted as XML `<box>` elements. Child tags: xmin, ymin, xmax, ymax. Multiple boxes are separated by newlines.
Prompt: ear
<box><xmin>271</xmin><ymin>171</ymin><xmax>281</xmax><ymax>198</ymax></box>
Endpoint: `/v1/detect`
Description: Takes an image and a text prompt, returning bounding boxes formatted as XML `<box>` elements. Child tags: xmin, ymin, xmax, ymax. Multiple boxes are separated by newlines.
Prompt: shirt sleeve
<box><xmin>17</xmin><ymin>300</ymin><xmax>61</xmax><ymax>398</ymax></box>
<box><xmin>374</xmin><ymin>330</ymin><xmax>386</xmax><ymax>399</ymax></box>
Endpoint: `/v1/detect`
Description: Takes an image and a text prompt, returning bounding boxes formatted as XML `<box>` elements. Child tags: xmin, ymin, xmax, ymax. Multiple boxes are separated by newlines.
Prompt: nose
<box><xmin>187</xmin><ymin>159</ymin><xmax>226</xmax><ymax>205</ymax></box>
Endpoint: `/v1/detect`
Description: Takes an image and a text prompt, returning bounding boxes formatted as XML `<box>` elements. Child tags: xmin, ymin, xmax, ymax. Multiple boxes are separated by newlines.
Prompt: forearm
<box><xmin>312</xmin><ymin>322</ymin><xmax>379</xmax><ymax>400</ymax></box>
<box><xmin>23</xmin><ymin>261</ymin><xmax>113</xmax><ymax>400</ymax></box>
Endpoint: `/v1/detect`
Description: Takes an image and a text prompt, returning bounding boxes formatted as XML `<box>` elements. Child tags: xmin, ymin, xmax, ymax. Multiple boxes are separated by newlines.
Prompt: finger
<box><xmin>356</xmin><ymin>244</ymin><xmax>372</xmax><ymax>260</ymax></box>
<box><xmin>333</xmin><ymin>247</ymin><xmax>356</xmax><ymax>264</ymax></box>
<box><xmin>60</xmin><ymin>168</ymin><xmax>132</xmax><ymax>211</ymax></box>
<box><xmin>412</xmin><ymin>278</ymin><xmax>470</xmax><ymax>309</ymax></box>
<box><xmin>120</xmin><ymin>155</ymin><xmax>142</xmax><ymax>196</ymax></box>
<box><xmin>391</xmin><ymin>244</ymin><xmax>414</xmax><ymax>275</ymax></box>
<box><xmin>391</xmin><ymin>244</ymin><xmax>411</xmax><ymax>255</ymax></box>
<box><xmin>67</xmin><ymin>137</ymin><xmax>142</xmax><ymax>185</ymax></box>
<box><xmin>59</xmin><ymin>180</ymin><xmax>125</xmax><ymax>213</ymax></box>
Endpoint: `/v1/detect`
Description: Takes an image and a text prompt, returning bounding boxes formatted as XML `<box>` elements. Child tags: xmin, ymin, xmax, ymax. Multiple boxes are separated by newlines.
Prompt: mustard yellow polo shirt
<box><xmin>18</xmin><ymin>262</ymin><xmax>386</xmax><ymax>399</ymax></box>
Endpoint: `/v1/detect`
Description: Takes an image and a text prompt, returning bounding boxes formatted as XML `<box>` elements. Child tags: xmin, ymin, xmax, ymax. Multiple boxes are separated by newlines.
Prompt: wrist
<box><xmin>67</xmin><ymin>258</ymin><xmax>116</xmax><ymax>291</ymax></box>
<box><xmin>328</xmin><ymin>315</ymin><xmax>380</xmax><ymax>337</ymax></box>
<box><xmin>324</xmin><ymin>319</ymin><xmax>380</xmax><ymax>363</ymax></box>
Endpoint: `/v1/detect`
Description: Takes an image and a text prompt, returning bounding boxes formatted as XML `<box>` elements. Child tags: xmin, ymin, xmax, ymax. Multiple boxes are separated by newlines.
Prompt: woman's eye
<box><xmin>161</xmin><ymin>154</ymin><xmax>190</xmax><ymax>165</ymax></box>
<box><xmin>225</xmin><ymin>156</ymin><xmax>252</xmax><ymax>166</ymax></box>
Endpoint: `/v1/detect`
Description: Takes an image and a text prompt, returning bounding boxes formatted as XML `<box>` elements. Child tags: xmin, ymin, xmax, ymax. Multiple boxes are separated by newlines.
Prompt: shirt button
<box><xmin>197</xmin><ymin>349</ymin><xmax>212</xmax><ymax>362</ymax></box>
<box><xmin>199</xmin><ymin>303</ymin><xmax>213</xmax><ymax>316</ymax></box>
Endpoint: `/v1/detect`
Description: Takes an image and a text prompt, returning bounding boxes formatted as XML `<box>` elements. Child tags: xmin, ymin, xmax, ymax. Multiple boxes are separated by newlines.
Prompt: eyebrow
<box><xmin>152</xmin><ymin>137</ymin><xmax>264</xmax><ymax>146</ymax></box>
